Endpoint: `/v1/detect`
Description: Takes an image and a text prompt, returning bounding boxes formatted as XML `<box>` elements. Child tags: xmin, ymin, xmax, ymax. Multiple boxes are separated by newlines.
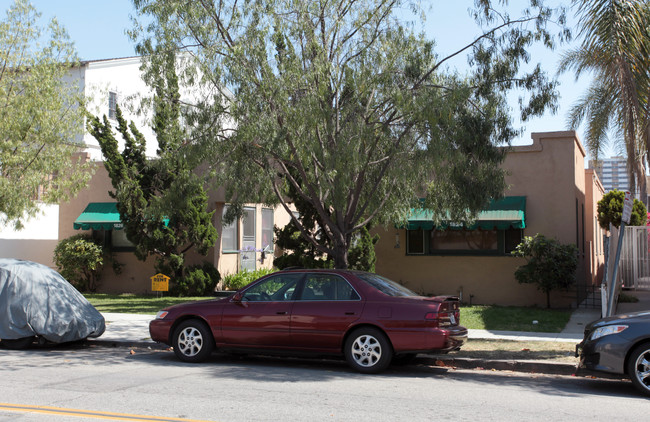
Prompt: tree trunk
<box><xmin>331</xmin><ymin>242</ymin><xmax>349</xmax><ymax>269</ymax></box>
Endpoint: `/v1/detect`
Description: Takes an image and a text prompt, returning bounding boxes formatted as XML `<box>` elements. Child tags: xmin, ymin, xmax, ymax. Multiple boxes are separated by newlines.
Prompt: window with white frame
<box><xmin>108</xmin><ymin>91</ymin><xmax>118</xmax><ymax>120</ymax></box>
<box><xmin>221</xmin><ymin>206</ymin><xmax>238</xmax><ymax>253</ymax></box>
<box><xmin>262</xmin><ymin>208</ymin><xmax>274</xmax><ymax>252</ymax></box>
<box><xmin>241</xmin><ymin>207</ymin><xmax>256</xmax><ymax>271</ymax></box>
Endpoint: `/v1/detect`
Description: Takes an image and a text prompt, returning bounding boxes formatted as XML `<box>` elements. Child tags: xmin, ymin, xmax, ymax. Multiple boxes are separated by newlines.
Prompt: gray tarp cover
<box><xmin>0</xmin><ymin>259</ymin><xmax>105</xmax><ymax>342</ymax></box>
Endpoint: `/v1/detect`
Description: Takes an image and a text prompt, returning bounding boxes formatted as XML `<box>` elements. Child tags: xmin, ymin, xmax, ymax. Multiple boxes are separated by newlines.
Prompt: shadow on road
<box><xmin>2</xmin><ymin>343</ymin><xmax>644</xmax><ymax>400</ymax></box>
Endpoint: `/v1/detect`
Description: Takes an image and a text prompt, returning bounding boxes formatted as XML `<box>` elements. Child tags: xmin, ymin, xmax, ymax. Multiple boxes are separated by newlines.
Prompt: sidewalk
<box><xmin>100</xmin><ymin>291</ymin><xmax>650</xmax><ymax>347</ymax></box>
<box><xmin>97</xmin><ymin>309</ymin><xmax>594</xmax><ymax>347</ymax></box>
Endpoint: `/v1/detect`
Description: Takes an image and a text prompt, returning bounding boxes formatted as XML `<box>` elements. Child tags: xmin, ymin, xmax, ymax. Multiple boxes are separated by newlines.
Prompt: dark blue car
<box><xmin>577</xmin><ymin>311</ymin><xmax>650</xmax><ymax>396</ymax></box>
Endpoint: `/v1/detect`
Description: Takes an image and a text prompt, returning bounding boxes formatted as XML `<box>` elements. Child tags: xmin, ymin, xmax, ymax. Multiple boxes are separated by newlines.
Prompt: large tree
<box><xmin>132</xmin><ymin>0</ymin><xmax>567</xmax><ymax>268</ymax></box>
<box><xmin>0</xmin><ymin>0</ymin><xmax>92</xmax><ymax>228</ymax></box>
<box><xmin>559</xmin><ymin>0</ymin><xmax>650</xmax><ymax>204</ymax></box>
<box><xmin>86</xmin><ymin>51</ymin><xmax>218</xmax><ymax>293</ymax></box>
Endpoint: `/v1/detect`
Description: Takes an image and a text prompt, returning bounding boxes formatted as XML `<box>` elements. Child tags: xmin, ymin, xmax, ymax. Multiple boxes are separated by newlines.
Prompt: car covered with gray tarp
<box><xmin>0</xmin><ymin>259</ymin><xmax>105</xmax><ymax>348</ymax></box>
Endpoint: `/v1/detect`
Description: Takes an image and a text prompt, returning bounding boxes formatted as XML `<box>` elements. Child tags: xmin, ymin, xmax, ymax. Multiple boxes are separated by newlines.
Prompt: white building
<box><xmin>1</xmin><ymin>57</ymin><xmax>154</xmax><ymax>266</ymax></box>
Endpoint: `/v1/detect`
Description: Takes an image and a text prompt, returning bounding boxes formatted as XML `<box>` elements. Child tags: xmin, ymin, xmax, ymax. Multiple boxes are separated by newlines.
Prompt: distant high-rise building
<box><xmin>589</xmin><ymin>156</ymin><xmax>630</xmax><ymax>192</ymax></box>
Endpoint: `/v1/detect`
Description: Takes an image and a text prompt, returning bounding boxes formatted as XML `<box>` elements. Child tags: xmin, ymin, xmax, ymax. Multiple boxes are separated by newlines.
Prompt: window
<box><xmin>300</xmin><ymin>274</ymin><xmax>360</xmax><ymax>301</ymax></box>
<box><xmin>108</xmin><ymin>91</ymin><xmax>118</xmax><ymax>120</ymax></box>
<box><xmin>92</xmin><ymin>229</ymin><xmax>134</xmax><ymax>252</ymax></box>
<box><xmin>221</xmin><ymin>206</ymin><xmax>238</xmax><ymax>252</ymax></box>
<box><xmin>242</xmin><ymin>273</ymin><xmax>301</xmax><ymax>302</ymax></box>
<box><xmin>243</xmin><ymin>207</ymin><xmax>255</xmax><ymax>238</ymax></box>
<box><xmin>111</xmin><ymin>229</ymin><xmax>134</xmax><ymax>248</ymax></box>
<box><xmin>430</xmin><ymin>229</ymin><xmax>498</xmax><ymax>252</ymax></box>
<box><xmin>241</xmin><ymin>207</ymin><xmax>256</xmax><ymax>271</ymax></box>
<box><xmin>406</xmin><ymin>228</ymin><xmax>425</xmax><ymax>254</ymax></box>
<box><xmin>504</xmin><ymin>228</ymin><xmax>523</xmax><ymax>254</ymax></box>
<box><xmin>262</xmin><ymin>208</ymin><xmax>274</xmax><ymax>252</ymax></box>
<box><xmin>356</xmin><ymin>273</ymin><xmax>417</xmax><ymax>297</ymax></box>
<box><xmin>405</xmin><ymin>227</ymin><xmax>523</xmax><ymax>256</ymax></box>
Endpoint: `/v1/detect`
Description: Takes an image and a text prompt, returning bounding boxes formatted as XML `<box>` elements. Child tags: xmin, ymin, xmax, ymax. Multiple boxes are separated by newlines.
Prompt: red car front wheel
<box><xmin>172</xmin><ymin>319</ymin><xmax>214</xmax><ymax>363</ymax></box>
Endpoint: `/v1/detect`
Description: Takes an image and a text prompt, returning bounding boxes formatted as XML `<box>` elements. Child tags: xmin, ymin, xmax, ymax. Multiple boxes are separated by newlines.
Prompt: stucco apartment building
<box><xmin>374</xmin><ymin>131</ymin><xmax>606</xmax><ymax>308</ymax></box>
<box><xmin>0</xmin><ymin>56</ymin><xmax>606</xmax><ymax>305</ymax></box>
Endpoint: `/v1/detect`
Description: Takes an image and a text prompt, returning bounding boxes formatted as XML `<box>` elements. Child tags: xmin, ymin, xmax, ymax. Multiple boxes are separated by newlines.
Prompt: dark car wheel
<box><xmin>627</xmin><ymin>342</ymin><xmax>650</xmax><ymax>397</ymax></box>
<box><xmin>172</xmin><ymin>319</ymin><xmax>214</xmax><ymax>363</ymax></box>
<box><xmin>344</xmin><ymin>327</ymin><xmax>393</xmax><ymax>374</ymax></box>
<box><xmin>0</xmin><ymin>336</ymin><xmax>35</xmax><ymax>350</ymax></box>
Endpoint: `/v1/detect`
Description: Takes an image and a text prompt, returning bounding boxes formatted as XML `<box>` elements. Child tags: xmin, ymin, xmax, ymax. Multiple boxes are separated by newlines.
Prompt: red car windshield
<box><xmin>356</xmin><ymin>273</ymin><xmax>418</xmax><ymax>297</ymax></box>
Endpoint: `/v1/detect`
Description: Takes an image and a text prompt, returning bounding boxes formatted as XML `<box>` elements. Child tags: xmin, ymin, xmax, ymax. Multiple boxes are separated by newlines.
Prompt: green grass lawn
<box><xmin>85</xmin><ymin>294</ymin><xmax>572</xmax><ymax>333</ymax></box>
<box><xmin>460</xmin><ymin>305</ymin><xmax>571</xmax><ymax>333</ymax></box>
<box><xmin>85</xmin><ymin>293</ymin><xmax>214</xmax><ymax>315</ymax></box>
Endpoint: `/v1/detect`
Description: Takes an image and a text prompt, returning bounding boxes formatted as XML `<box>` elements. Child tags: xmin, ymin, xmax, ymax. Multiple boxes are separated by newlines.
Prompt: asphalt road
<box><xmin>0</xmin><ymin>344</ymin><xmax>647</xmax><ymax>422</ymax></box>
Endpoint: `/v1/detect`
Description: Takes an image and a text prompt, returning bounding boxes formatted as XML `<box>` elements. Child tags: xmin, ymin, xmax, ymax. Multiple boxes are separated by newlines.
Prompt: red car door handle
<box><xmin>276</xmin><ymin>311</ymin><xmax>288</xmax><ymax>315</ymax></box>
<box><xmin>345</xmin><ymin>312</ymin><xmax>356</xmax><ymax>315</ymax></box>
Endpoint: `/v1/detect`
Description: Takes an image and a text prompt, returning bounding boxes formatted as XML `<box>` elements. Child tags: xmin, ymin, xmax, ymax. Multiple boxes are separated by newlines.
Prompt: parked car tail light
<box><xmin>424</xmin><ymin>310</ymin><xmax>457</xmax><ymax>327</ymax></box>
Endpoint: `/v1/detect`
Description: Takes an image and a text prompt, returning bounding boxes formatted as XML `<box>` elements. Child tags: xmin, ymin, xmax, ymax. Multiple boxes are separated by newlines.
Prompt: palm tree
<box><xmin>559</xmin><ymin>0</ymin><xmax>650</xmax><ymax>204</ymax></box>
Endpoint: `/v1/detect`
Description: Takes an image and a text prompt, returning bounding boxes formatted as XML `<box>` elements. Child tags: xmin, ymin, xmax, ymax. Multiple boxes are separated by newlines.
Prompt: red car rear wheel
<box><xmin>344</xmin><ymin>327</ymin><xmax>393</xmax><ymax>374</ymax></box>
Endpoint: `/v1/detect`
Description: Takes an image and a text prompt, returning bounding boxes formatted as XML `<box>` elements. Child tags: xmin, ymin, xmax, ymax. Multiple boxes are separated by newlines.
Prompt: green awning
<box><xmin>73</xmin><ymin>202</ymin><xmax>124</xmax><ymax>230</ymax></box>
<box><xmin>407</xmin><ymin>196</ymin><xmax>526</xmax><ymax>231</ymax></box>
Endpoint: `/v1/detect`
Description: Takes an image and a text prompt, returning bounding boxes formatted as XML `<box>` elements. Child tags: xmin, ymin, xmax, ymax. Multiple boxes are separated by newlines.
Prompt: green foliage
<box><xmin>559</xmin><ymin>0</ymin><xmax>650</xmax><ymax>201</ymax></box>
<box><xmin>460</xmin><ymin>305</ymin><xmax>572</xmax><ymax>332</ymax></box>
<box><xmin>348</xmin><ymin>227</ymin><xmax>380</xmax><ymax>272</ymax></box>
<box><xmin>86</xmin><ymin>50</ymin><xmax>217</xmax><ymax>294</ymax></box>
<box><xmin>274</xmin><ymin>217</ymin><xmax>378</xmax><ymax>271</ymax></box>
<box><xmin>0</xmin><ymin>0</ymin><xmax>93</xmax><ymax>229</ymax></box>
<box><xmin>54</xmin><ymin>234</ymin><xmax>104</xmax><ymax>292</ymax></box>
<box><xmin>619</xmin><ymin>292</ymin><xmax>639</xmax><ymax>303</ymax></box>
<box><xmin>132</xmin><ymin>0</ymin><xmax>567</xmax><ymax>269</ymax></box>
<box><xmin>222</xmin><ymin>268</ymin><xmax>277</xmax><ymax>291</ymax></box>
<box><xmin>511</xmin><ymin>234</ymin><xmax>578</xmax><ymax>308</ymax></box>
<box><xmin>597</xmin><ymin>190</ymin><xmax>648</xmax><ymax>229</ymax></box>
<box><xmin>272</xmin><ymin>171</ymin><xmax>334</xmax><ymax>270</ymax></box>
<box><xmin>171</xmin><ymin>261</ymin><xmax>220</xmax><ymax>297</ymax></box>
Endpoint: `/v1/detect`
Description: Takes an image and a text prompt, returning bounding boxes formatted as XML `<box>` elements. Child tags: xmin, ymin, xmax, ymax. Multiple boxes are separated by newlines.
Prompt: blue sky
<box><xmin>9</xmin><ymin>0</ymin><xmax>614</xmax><ymax>160</ymax></box>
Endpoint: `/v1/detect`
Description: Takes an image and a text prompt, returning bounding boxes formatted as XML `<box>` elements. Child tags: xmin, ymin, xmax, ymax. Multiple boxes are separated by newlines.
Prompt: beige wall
<box><xmin>375</xmin><ymin>131</ymin><xmax>601</xmax><ymax>307</ymax></box>
<box><xmin>585</xmin><ymin>169</ymin><xmax>606</xmax><ymax>285</ymax></box>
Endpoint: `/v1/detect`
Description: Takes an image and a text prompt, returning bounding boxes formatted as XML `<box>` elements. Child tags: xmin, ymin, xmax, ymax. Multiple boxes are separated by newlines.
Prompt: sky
<box><xmin>6</xmin><ymin>0</ymin><xmax>615</xmax><ymax>161</ymax></box>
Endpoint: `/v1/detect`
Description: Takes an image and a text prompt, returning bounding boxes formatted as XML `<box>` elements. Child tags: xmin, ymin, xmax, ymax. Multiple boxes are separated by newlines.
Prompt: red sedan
<box><xmin>150</xmin><ymin>269</ymin><xmax>467</xmax><ymax>373</ymax></box>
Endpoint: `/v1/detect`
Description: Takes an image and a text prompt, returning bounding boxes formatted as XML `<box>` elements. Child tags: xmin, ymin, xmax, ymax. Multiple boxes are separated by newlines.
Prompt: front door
<box><xmin>220</xmin><ymin>273</ymin><xmax>302</xmax><ymax>348</ymax></box>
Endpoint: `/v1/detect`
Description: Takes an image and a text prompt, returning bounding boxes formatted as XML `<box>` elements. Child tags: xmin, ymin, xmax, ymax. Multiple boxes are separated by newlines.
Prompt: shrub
<box><xmin>511</xmin><ymin>234</ymin><xmax>578</xmax><ymax>308</ymax></box>
<box><xmin>222</xmin><ymin>268</ymin><xmax>276</xmax><ymax>291</ymax></box>
<box><xmin>348</xmin><ymin>226</ymin><xmax>380</xmax><ymax>272</ymax></box>
<box><xmin>597</xmin><ymin>190</ymin><xmax>647</xmax><ymax>229</ymax></box>
<box><xmin>172</xmin><ymin>262</ymin><xmax>220</xmax><ymax>296</ymax></box>
<box><xmin>54</xmin><ymin>234</ymin><xmax>104</xmax><ymax>292</ymax></box>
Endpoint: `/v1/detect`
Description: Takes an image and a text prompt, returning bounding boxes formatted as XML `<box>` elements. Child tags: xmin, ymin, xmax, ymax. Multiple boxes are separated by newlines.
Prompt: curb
<box><xmin>418</xmin><ymin>355</ymin><xmax>578</xmax><ymax>376</ymax></box>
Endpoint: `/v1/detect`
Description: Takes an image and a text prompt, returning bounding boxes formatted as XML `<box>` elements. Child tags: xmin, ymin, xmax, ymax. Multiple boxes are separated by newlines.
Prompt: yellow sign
<box><xmin>151</xmin><ymin>273</ymin><xmax>170</xmax><ymax>292</ymax></box>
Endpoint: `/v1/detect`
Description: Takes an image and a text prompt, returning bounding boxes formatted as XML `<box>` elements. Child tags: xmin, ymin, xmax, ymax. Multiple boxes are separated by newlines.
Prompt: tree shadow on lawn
<box><xmin>466</xmin><ymin>305</ymin><xmax>572</xmax><ymax>332</ymax></box>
